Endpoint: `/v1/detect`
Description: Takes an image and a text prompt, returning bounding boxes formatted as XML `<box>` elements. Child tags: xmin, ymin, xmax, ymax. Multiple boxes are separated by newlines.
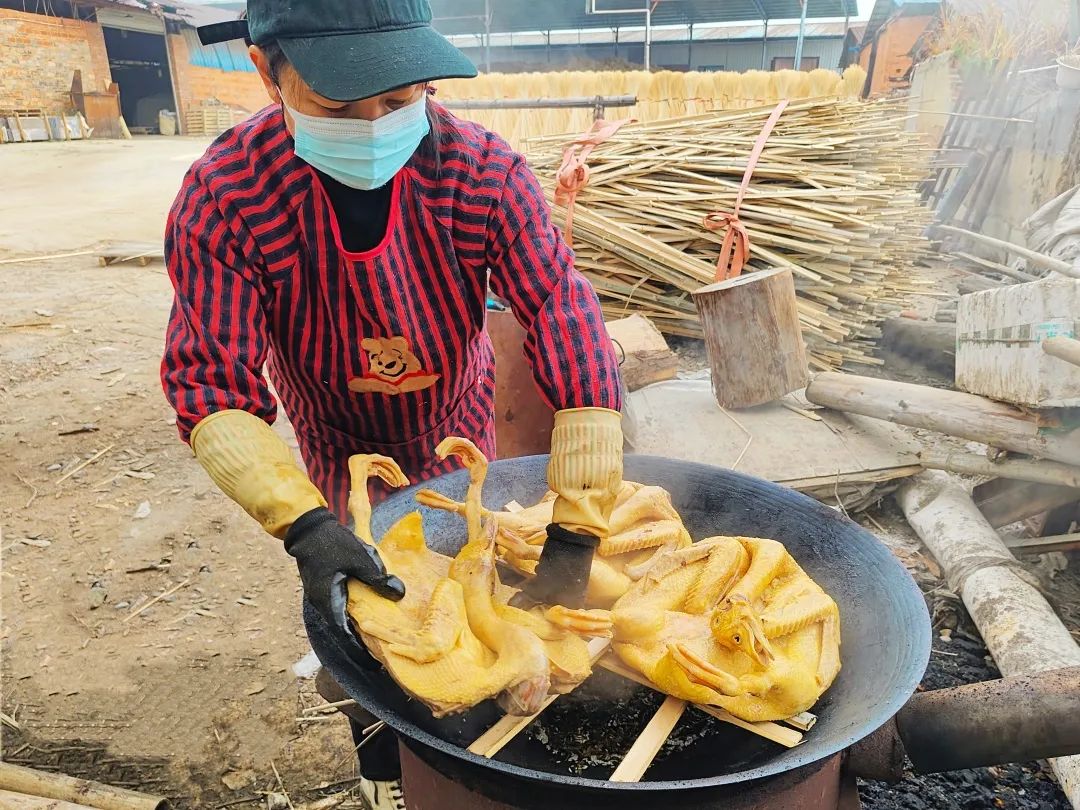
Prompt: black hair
<box><xmin>244</xmin><ymin>22</ymin><xmax>442</xmax><ymax>175</ymax></box>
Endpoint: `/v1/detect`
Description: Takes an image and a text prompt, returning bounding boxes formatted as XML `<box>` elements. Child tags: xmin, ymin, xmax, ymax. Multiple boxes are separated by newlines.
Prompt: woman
<box><xmin>163</xmin><ymin>1</ymin><xmax>623</xmax><ymax>807</ymax></box>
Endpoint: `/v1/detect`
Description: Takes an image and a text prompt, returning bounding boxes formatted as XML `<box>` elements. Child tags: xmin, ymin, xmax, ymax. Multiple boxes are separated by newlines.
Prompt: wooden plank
<box><xmin>785</xmin><ymin>711</ymin><xmax>818</xmax><ymax>732</ymax></box>
<box><xmin>605</xmin><ymin>314</ymin><xmax>679</xmax><ymax>392</ymax></box>
<box><xmin>1004</xmin><ymin>532</ymin><xmax>1080</xmax><ymax>555</ymax></box>
<box><xmin>974</xmin><ymin>478</ymin><xmax>1080</xmax><ymax>528</ymax></box>
<box><xmin>627</xmin><ymin>380</ymin><xmax>920</xmax><ymax>502</ymax></box>
<box><xmin>608</xmin><ymin>696</ymin><xmax>688</xmax><ymax>782</ymax></box>
<box><xmin>467</xmin><ymin>693</ymin><xmax>562</xmax><ymax>758</ymax></box>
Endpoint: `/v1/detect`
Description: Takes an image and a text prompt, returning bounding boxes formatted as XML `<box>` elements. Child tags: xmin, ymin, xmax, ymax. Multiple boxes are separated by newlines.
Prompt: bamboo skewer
<box><xmin>609</xmin><ymin>696</ymin><xmax>688</xmax><ymax>782</ymax></box>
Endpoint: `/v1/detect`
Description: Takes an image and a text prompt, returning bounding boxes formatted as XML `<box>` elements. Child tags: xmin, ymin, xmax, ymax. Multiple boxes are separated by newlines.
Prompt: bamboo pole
<box><xmin>0</xmin><ymin>791</ymin><xmax>97</xmax><ymax>809</ymax></box>
<box><xmin>898</xmin><ymin>472</ymin><xmax>1080</xmax><ymax>807</ymax></box>
<box><xmin>0</xmin><ymin>763</ymin><xmax>167</xmax><ymax>810</ymax></box>
<box><xmin>806</xmin><ymin>372</ymin><xmax>1080</xmax><ymax>465</ymax></box>
<box><xmin>919</xmin><ymin>450</ymin><xmax>1080</xmax><ymax>489</ymax></box>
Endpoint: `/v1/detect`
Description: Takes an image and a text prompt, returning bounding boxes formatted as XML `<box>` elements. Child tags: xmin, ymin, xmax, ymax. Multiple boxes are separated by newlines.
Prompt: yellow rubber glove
<box><xmin>190</xmin><ymin>409</ymin><xmax>327</xmax><ymax>539</ymax></box>
<box><xmin>548</xmin><ymin>407</ymin><xmax>624</xmax><ymax>538</ymax></box>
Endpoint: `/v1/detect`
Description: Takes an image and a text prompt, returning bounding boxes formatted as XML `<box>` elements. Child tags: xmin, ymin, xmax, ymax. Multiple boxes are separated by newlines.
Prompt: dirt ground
<box><xmin>1</xmin><ymin>137</ymin><xmax>1078</xmax><ymax>809</ymax></box>
<box><xmin>1</xmin><ymin>137</ymin><xmax>359</xmax><ymax>807</ymax></box>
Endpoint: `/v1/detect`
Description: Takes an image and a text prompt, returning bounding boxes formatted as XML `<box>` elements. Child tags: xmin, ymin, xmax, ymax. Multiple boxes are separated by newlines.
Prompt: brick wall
<box><xmin>168</xmin><ymin>32</ymin><xmax>270</xmax><ymax>125</ymax></box>
<box><xmin>858</xmin><ymin>15</ymin><xmax>935</xmax><ymax>97</ymax></box>
<box><xmin>0</xmin><ymin>8</ymin><xmax>111</xmax><ymax>111</ymax></box>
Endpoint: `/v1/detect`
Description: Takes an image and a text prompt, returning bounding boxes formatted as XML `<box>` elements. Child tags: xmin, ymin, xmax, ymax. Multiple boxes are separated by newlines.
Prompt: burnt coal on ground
<box><xmin>859</xmin><ymin>619</ymin><xmax>1071</xmax><ymax>809</ymax></box>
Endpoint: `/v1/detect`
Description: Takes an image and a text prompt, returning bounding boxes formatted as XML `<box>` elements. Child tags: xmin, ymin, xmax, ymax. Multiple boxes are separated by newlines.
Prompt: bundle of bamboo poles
<box><xmin>436</xmin><ymin>66</ymin><xmax>866</xmax><ymax>151</ymax></box>
<box><xmin>524</xmin><ymin>98</ymin><xmax>933</xmax><ymax>370</ymax></box>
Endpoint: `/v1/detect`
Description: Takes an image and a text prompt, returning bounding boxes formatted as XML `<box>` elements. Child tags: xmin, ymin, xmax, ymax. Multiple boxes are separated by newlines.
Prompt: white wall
<box><xmin>460</xmin><ymin>37</ymin><xmax>846</xmax><ymax>72</ymax></box>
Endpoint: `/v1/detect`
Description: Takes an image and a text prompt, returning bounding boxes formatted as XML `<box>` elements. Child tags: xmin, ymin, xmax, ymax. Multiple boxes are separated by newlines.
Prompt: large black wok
<box><xmin>305</xmin><ymin>455</ymin><xmax>932</xmax><ymax>802</ymax></box>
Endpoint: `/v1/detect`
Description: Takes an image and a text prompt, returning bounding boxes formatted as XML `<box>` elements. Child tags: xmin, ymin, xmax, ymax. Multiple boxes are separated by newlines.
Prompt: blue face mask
<box><xmin>285</xmin><ymin>95</ymin><xmax>430</xmax><ymax>191</ymax></box>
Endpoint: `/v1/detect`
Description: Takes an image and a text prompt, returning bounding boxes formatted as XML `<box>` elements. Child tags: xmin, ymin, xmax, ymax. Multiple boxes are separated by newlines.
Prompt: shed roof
<box><xmin>431</xmin><ymin>0</ymin><xmax>860</xmax><ymax>37</ymax></box>
<box><xmin>445</xmin><ymin>20</ymin><xmax>850</xmax><ymax>47</ymax></box>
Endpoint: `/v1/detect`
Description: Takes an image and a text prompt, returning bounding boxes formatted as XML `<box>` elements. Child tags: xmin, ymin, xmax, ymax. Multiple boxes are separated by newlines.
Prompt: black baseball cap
<box><xmin>198</xmin><ymin>0</ymin><xmax>477</xmax><ymax>102</ymax></box>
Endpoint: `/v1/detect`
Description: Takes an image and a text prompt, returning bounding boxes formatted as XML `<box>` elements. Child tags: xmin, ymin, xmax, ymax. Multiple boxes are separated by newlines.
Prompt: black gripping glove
<box><xmin>516</xmin><ymin>524</ymin><xmax>599</xmax><ymax>610</ymax></box>
<box><xmin>285</xmin><ymin>507</ymin><xmax>405</xmax><ymax>660</ymax></box>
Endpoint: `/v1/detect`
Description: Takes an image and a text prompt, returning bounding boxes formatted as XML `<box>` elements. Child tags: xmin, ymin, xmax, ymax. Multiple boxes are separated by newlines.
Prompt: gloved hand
<box><xmin>519</xmin><ymin>407</ymin><xmax>623</xmax><ymax>609</ymax></box>
<box><xmin>286</xmin><ymin>507</ymin><xmax>405</xmax><ymax>660</ymax></box>
<box><xmin>190</xmin><ymin>409</ymin><xmax>405</xmax><ymax>663</ymax></box>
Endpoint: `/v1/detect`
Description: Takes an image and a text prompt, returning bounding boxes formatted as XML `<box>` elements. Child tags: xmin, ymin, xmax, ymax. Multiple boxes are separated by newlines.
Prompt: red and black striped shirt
<box><xmin>161</xmin><ymin>103</ymin><xmax>622</xmax><ymax>517</ymax></box>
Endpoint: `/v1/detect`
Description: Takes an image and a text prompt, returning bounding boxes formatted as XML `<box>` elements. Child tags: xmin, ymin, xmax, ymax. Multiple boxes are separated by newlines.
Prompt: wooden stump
<box><xmin>692</xmin><ymin>267</ymin><xmax>808</xmax><ymax>409</ymax></box>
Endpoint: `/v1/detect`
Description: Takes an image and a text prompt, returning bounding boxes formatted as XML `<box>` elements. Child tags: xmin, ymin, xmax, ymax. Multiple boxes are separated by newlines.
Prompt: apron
<box><xmin>265</xmin><ymin>166</ymin><xmax>497</xmax><ymax>519</ymax></box>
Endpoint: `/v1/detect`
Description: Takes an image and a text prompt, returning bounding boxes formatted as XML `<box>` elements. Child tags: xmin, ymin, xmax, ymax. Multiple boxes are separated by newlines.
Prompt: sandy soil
<box><xmin>1</xmin><ymin>137</ymin><xmax>1077</xmax><ymax>809</ymax></box>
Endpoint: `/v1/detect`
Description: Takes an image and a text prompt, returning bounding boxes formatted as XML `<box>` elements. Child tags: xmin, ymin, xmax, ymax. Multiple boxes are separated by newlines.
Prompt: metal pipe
<box><xmin>483</xmin><ymin>0</ymin><xmax>491</xmax><ymax>72</ymax></box>
<box><xmin>841</xmin><ymin>12</ymin><xmax>849</xmax><ymax>69</ymax></box>
<box><xmin>442</xmin><ymin>95</ymin><xmax>636</xmax><ymax>111</ymax></box>
<box><xmin>849</xmin><ymin>666</ymin><xmax>1080</xmax><ymax>780</ymax></box>
<box><xmin>761</xmin><ymin>19</ymin><xmax>769</xmax><ymax>70</ymax></box>
<box><xmin>899</xmin><ymin>666</ymin><xmax>1080</xmax><ymax>774</ymax></box>
<box><xmin>644</xmin><ymin>0</ymin><xmax>652</xmax><ymax>71</ymax></box>
<box><xmin>793</xmin><ymin>0</ymin><xmax>808</xmax><ymax>69</ymax></box>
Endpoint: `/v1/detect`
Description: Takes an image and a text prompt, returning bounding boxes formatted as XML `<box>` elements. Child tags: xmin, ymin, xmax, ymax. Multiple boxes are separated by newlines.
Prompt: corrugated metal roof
<box><xmin>431</xmin><ymin>0</ymin><xmax>859</xmax><ymax>37</ymax></box>
<box><xmin>78</xmin><ymin>0</ymin><xmax>238</xmax><ymax>28</ymax></box>
<box><xmin>445</xmin><ymin>20</ymin><xmax>849</xmax><ymax>47</ymax></box>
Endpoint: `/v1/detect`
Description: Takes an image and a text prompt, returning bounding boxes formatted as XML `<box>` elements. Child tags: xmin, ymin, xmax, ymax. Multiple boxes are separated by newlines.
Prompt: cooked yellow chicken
<box><xmin>346</xmin><ymin>438</ymin><xmax>608</xmax><ymax>717</ymax></box>
<box><xmin>610</xmin><ymin>536</ymin><xmax>841</xmax><ymax>722</ymax></box>
<box><xmin>416</xmin><ymin>480</ymin><xmax>692</xmax><ymax>608</ymax></box>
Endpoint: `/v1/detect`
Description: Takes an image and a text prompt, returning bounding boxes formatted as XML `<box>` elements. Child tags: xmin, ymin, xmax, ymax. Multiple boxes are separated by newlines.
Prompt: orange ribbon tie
<box><xmin>703</xmin><ymin>99</ymin><xmax>789</xmax><ymax>282</ymax></box>
<box><xmin>554</xmin><ymin>117</ymin><xmax>634</xmax><ymax>247</ymax></box>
